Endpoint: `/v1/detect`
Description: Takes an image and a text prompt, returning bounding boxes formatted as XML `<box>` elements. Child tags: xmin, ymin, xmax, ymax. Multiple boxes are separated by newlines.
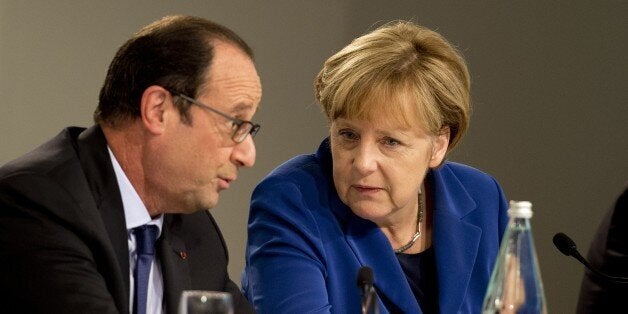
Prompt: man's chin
<box><xmin>198</xmin><ymin>197</ymin><xmax>218</xmax><ymax>212</ymax></box>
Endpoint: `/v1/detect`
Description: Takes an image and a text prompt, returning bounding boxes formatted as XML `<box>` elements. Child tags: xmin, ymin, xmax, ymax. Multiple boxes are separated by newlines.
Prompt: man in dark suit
<box><xmin>0</xmin><ymin>15</ymin><xmax>260</xmax><ymax>313</ymax></box>
<box><xmin>576</xmin><ymin>184</ymin><xmax>628</xmax><ymax>313</ymax></box>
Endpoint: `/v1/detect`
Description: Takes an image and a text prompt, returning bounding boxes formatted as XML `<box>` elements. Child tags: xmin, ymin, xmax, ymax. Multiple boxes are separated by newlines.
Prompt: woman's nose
<box><xmin>352</xmin><ymin>143</ymin><xmax>377</xmax><ymax>174</ymax></box>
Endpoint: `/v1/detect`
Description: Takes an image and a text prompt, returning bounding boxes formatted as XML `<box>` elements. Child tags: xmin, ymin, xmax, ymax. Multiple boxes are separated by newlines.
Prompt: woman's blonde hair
<box><xmin>315</xmin><ymin>21</ymin><xmax>471</xmax><ymax>152</ymax></box>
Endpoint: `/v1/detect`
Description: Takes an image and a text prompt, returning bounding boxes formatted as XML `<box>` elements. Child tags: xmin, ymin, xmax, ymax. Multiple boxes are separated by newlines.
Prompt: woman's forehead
<box><xmin>337</xmin><ymin>107</ymin><xmax>430</xmax><ymax>135</ymax></box>
<box><xmin>349</xmin><ymin>92</ymin><xmax>420</xmax><ymax>124</ymax></box>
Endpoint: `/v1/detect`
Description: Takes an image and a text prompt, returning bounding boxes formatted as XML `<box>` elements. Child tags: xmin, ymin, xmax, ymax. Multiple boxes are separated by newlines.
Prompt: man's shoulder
<box><xmin>0</xmin><ymin>126</ymin><xmax>96</xmax><ymax>213</ymax></box>
<box><xmin>0</xmin><ymin>126</ymin><xmax>87</xmax><ymax>180</ymax></box>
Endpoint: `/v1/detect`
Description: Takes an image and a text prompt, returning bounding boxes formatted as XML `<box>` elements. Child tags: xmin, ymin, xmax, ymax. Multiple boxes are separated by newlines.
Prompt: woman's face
<box><xmin>330</xmin><ymin>116</ymin><xmax>449</xmax><ymax>226</ymax></box>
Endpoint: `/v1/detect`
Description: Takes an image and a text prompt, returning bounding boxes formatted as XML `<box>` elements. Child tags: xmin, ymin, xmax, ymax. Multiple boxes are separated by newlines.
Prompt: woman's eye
<box><xmin>383</xmin><ymin>137</ymin><xmax>401</xmax><ymax>147</ymax></box>
<box><xmin>338</xmin><ymin>129</ymin><xmax>358</xmax><ymax>140</ymax></box>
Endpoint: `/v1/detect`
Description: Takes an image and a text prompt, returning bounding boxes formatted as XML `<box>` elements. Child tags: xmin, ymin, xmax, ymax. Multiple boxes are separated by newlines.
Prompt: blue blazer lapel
<box><xmin>430</xmin><ymin>166</ymin><xmax>482</xmax><ymax>314</ymax></box>
<box><xmin>323</xmin><ymin>137</ymin><xmax>420</xmax><ymax>312</ymax></box>
<box><xmin>345</xmin><ymin>215</ymin><xmax>422</xmax><ymax>313</ymax></box>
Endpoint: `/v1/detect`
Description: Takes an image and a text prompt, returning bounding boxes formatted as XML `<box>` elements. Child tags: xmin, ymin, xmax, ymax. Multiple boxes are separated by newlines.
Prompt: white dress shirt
<box><xmin>108</xmin><ymin>147</ymin><xmax>164</xmax><ymax>314</ymax></box>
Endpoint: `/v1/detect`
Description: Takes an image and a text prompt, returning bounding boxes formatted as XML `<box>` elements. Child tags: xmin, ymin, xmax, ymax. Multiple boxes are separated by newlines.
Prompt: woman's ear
<box><xmin>140</xmin><ymin>86</ymin><xmax>170</xmax><ymax>135</ymax></box>
<box><xmin>429</xmin><ymin>126</ymin><xmax>450</xmax><ymax>168</ymax></box>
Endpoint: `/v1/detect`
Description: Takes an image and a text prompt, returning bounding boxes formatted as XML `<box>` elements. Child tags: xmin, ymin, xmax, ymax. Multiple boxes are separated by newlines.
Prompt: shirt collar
<box><xmin>108</xmin><ymin>147</ymin><xmax>163</xmax><ymax>235</ymax></box>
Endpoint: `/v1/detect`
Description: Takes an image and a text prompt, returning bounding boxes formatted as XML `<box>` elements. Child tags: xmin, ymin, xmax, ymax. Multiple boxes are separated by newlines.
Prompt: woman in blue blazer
<box><xmin>243</xmin><ymin>21</ymin><xmax>509</xmax><ymax>313</ymax></box>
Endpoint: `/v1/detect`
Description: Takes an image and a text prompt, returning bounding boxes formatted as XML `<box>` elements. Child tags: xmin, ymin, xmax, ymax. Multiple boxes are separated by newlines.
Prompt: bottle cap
<box><xmin>508</xmin><ymin>200</ymin><xmax>533</xmax><ymax>218</ymax></box>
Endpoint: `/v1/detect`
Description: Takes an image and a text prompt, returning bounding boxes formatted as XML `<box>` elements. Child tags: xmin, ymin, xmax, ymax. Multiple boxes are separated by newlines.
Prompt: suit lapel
<box><xmin>345</xmin><ymin>217</ymin><xmax>422</xmax><ymax>313</ymax></box>
<box><xmin>432</xmin><ymin>210</ymin><xmax>481</xmax><ymax>313</ymax></box>
<box><xmin>430</xmin><ymin>166</ymin><xmax>481</xmax><ymax>314</ymax></box>
<box><xmin>159</xmin><ymin>214</ymin><xmax>192</xmax><ymax>314</ymax></box>
<box><xmin>74</xmin><ymin>125</ymin><xmax>131</xmax><ymax>312</ymax></box>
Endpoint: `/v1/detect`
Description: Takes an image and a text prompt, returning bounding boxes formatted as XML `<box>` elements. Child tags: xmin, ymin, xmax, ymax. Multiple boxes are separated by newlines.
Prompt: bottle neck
<box><xmin>507</xmin><ymin>216</ymin><xmax>532</xmax><ymax>231</ymax></box>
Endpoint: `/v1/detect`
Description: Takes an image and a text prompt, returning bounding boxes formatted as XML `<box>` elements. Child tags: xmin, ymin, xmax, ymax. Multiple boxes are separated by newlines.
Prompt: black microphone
<box><xmin>553</xmin><ymin>232</ymin><xmax>628</xmax><ymax>283</ymax></box>
<box><xmin>357</xmin><ymin>266</ymin><xmax>373</xmax><ymax>295</ymax></box>
<box><xmin>356</xmin><ymin>266</ymin><xmax>378</xmax><ymax>314</ymax></box>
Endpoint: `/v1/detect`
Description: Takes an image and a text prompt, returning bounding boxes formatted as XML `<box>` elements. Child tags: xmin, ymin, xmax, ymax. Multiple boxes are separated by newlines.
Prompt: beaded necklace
<box><xmin>394</xmin><ymin>192</ymin><xmax>425</xmax><ymax>254</ymax></box>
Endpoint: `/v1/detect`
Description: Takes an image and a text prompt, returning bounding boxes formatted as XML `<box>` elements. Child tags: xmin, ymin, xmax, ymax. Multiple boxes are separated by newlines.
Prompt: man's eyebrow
<box><xmin>231</xmin><ymin>103</ymin><xmax>255</xmax><ymax>114</ymax></box>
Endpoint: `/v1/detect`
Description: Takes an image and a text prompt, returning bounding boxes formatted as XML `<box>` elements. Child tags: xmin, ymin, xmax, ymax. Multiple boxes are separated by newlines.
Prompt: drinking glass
<box><xmin>178</xmin><ymin>290</ymin><xmax>233</xmax><ymax>314</ymax></box>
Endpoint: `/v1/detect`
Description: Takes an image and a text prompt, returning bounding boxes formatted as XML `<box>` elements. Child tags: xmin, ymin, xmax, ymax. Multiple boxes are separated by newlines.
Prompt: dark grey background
<box><xmin>1</xmin><ymin>1</ymin><xmax>626</xmax><ymax>312</ymax></box>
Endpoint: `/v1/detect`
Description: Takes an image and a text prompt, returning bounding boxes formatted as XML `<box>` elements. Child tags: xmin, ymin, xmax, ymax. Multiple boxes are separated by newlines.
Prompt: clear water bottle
<box><xmin>482</xmin><ymin>201</ymin><xmax>547</xmax><ymax>313</ymax></box>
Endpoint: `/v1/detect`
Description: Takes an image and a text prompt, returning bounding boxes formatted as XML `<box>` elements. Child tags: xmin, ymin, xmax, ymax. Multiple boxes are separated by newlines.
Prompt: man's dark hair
<box><xmin>95</xmin><ymin>15</ymin><xmax>253</xmax><ymax>126</ymax></box>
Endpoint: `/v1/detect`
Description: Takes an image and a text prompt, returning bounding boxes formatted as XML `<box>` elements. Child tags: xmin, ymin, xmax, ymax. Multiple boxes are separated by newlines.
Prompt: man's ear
<box><xmin>140</xmin><ymin>86</ymin><xmax>170</xmax><ymax>135</ymax></box>
<box><xmin>429</xmin><ymin>126</ymin><xmax>450</xmax><ymax>168</ymax></box>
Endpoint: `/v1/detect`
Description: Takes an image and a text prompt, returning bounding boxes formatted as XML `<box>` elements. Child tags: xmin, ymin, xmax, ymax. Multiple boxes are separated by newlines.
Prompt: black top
<box><xmin>396</xmin><ymin>246</ymin><xmax>439</xmax><ymax>314</ymax></box>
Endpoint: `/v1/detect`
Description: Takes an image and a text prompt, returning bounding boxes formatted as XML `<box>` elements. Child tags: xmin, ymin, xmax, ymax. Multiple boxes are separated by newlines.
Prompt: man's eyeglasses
<box><xmin>175</xmin><ymin>93</ymin><xmax>260</xmax><ymax>144</ymax></box>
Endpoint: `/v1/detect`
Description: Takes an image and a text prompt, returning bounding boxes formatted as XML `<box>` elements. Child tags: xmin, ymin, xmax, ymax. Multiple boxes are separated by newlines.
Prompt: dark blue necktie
<box><xmin>133</xmin><ymin>225</ymin><xmax>158</xmax><ymax>314</ymax></box>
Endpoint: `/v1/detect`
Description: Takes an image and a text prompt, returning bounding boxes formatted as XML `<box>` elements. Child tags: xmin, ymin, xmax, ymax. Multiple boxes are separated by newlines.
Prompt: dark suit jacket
<box><xmin>576</xmin><ymin>185</ymin><xmax>628</xmax><ymax>314</ymax></box>
<box><xmin>0</xmin><ymin>126</ymin><xmax>253</xmax><ymax>313</ymax></box>
<box><xmin>243</xmin><ymin>138</ymin><xmax>509</xmax><ymax>313</ymax></box>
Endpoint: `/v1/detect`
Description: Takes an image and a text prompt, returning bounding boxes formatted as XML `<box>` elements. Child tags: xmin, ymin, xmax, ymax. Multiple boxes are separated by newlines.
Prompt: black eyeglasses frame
<box><xmin>174</xmin><ymin>93</ymin><xmax>260</xmax><ymax>144</ymax></box>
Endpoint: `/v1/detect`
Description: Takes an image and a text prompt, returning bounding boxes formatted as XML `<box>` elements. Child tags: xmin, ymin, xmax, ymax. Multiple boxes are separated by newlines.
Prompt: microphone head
<box><xmin>553</xmin><ymin>232</ymin><xmax>578</xmax><ymax>256</ymax></box>
<box><xmin>356</xmin><ymin>266</ymin><xmax>374</xmax><ymax>288</ymax></box>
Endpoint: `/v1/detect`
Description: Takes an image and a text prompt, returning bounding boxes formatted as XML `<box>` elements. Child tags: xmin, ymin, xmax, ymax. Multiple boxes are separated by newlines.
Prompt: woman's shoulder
<box><xmin>253</xmin><ymin>151</ymin><xmax>332</xmax><ymax>202</ymax></box>
<box><xmin>249</xmin><ymin>151</ymin><xmax>337</xmax><ymax>228</ymax></box>
<box><xmin>264</xmin><ymin>153</ymin><xmax>325</xmax><ymax>182</ymax></box>
<box><xmin>437</xmin><ymin>161</ymin><xmax>502</xmax><ymax>189</ymax></box>
<box><xmin>441</xmin><ymin>161</ymin><xmax>491</xmax><ymax>175</ymax></box>
<box><xmin>261</xmin><ymin>138</ymin><xmax>333</xmax><ymax>185</ymax></box>
<box><xmin>435</xmin><ymin>162</ymin><xmax>508</xmax><ymax>218</ymax></box>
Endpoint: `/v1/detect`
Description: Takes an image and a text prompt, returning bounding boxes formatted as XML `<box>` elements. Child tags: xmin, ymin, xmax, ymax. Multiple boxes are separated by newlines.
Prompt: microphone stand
<box><xmin>357</xmin><ymin>266</ymin><xmax>379</xmax><ymax>314</ymax></box>
<box><xmin>362</xmin><ymin>285</ymin><xmax>378</xmax><ymax>314</ymax></box>
<box><xmin>553</xmin><ymin>232</ymin><xmax>628</xmax><ymax>284</ymax></box>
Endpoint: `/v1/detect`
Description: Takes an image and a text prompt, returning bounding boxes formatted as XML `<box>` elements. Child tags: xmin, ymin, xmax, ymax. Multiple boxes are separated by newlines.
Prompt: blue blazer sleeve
<box><xmin>243</xmin><ymin>155</ymin><xmax>334</xmax><ymax>313</ymax></box>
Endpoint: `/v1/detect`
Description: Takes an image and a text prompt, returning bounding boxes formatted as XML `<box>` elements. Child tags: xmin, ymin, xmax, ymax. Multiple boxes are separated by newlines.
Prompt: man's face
<box><xmin>150</xmin><ymin>40</ymin><xmax>262</xmax><ymax>214</ymax></box>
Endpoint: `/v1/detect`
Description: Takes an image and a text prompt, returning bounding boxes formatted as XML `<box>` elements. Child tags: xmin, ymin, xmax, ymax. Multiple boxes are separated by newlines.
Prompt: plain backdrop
<box><xmin>1</xmin><ymin>1</ymin><xmax>626</xmax><ymax>313</ymax></box>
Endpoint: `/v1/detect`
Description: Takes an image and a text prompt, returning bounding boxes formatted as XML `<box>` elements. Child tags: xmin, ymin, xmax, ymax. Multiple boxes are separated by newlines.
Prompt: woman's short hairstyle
<box><xmin>315</xmin><ymin>21</ymin><xmax>471</xmax><ymax>153</ymax></box>
<box><xmin>95</xmin><ymin>15</ymin><xmax>253</xmax><ymax>127</ymax></box>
